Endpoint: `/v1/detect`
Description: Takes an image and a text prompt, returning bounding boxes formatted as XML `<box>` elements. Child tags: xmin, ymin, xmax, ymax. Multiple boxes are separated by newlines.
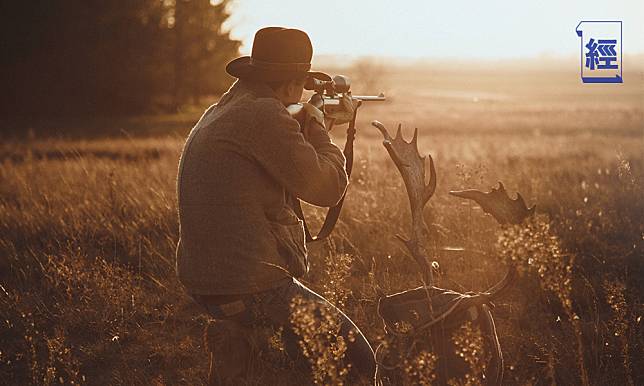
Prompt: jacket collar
<box><xmin>216</xmin><ymin>79</ymin><xmax>281</xmax><ymax>108</ymax></box>
<box><xmin>237</xmin><ymin>79</ymin><xmax>280</xmax><ymax>99</ymax></box>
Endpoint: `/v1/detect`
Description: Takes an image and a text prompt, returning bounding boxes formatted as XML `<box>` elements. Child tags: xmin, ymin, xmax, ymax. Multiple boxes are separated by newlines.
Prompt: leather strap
<box><xmin>293</xmin><ymin>104</ymin><xmax>359</xmax><ymax>242</ymax></box>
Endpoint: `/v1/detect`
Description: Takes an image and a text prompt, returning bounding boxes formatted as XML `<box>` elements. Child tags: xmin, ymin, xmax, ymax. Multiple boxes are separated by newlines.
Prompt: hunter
<box><xmin>175</xmin><ymin>27</ymin><xmax>376</xmax><ymax>383</ymax></box>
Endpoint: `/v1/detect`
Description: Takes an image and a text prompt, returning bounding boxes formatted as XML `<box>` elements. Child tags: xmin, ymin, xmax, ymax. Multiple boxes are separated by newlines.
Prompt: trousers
<box><xmin>191</xmin><ymin>278</ymin><xmax>377</xmax><ymax>384</ymax></box>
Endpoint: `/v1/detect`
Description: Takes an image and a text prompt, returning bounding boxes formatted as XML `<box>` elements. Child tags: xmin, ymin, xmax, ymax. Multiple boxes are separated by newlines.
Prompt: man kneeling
<box><xmin>175</xmin><ymin>27</ymin><xmax>376</xmax><ymax>384</ymax></box>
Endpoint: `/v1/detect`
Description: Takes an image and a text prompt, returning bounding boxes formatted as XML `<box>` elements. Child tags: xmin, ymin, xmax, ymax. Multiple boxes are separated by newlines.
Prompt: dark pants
<box><xmin>192</xmin><ymin>278</ymin><xmax>376</xmax><ymax>384</ymax></box>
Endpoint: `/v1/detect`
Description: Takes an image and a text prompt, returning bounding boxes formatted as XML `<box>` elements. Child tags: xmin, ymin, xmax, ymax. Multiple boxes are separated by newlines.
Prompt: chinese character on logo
<box><xmin>585</xmin><ymin>38</ymin><xmax>618</xmax><ymax>70</ymax></box>
<box><xmin>576</xmin><ymin>21</ymin><xmax>622</xmax><ymax>83</ymax></box>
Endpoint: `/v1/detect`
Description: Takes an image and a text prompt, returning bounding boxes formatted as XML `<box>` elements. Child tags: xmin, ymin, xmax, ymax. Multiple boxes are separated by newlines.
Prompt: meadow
<box><xmin>1</xmin><ymin>60</ymin><xmax>643</xmax><ymax>385</ymax></box>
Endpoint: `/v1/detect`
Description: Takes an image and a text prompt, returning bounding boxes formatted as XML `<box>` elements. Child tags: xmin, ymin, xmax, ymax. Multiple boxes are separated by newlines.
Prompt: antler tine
<box><xmin>372</xmin><ymin>120</ymin><xmax>393</xmax><ymax>141</ymax></box>
<box><xmin>424</xmin><ymin>154</ymin><xmax>437</xmax><ymax>205</ymax></box>
<box><xmin>395</xmin><ymin>123</ymin><xmax>402</xmax><ymax>139</ymax></box>
<box><xmin>371</xmin><ymin>120</ymin><xmax>436</xmax><ymax>286</ymax></box>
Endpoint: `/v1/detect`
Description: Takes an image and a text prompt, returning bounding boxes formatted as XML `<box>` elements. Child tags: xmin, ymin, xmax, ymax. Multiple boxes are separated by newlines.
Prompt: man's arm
<box><xmin>251</xmin><ymin>98</ymin><xmax>348</xmax><ymax>207</ymax></box>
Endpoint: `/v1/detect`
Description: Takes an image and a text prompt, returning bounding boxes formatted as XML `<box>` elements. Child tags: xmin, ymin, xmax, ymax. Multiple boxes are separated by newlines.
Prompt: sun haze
<box><xmin>226</xmin><ymin>0</ymin><xmax>644</xmax><ymax>59</ymax></box>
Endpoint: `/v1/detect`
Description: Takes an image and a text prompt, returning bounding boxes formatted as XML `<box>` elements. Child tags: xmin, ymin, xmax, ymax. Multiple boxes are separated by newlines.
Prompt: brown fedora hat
<box><xmin>226</xmin><ymin>27</ymin><xmax>331</xmax><ymax>82</ymax></box>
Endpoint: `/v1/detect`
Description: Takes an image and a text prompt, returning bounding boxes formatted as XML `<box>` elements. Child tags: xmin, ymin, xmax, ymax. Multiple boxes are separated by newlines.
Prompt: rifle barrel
<box><xmin>286</xmin><ymin>93</ymin><xmax>385</xmax><ymax>116</ymax></box>
<box><xmin>323</xmin><ymin>93</ymin><xmax>386</xmax><ymax>105</ymax></box>
<box><xmin>352</xmin><ymin>94</ymin><xmax>386</xmax><ymax>101</ymax></box>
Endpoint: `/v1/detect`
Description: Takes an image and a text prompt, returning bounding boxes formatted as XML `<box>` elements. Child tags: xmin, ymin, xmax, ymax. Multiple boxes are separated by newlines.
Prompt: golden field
<box><xmin>1</xmin><ymin>60</ymin><xmax>643</xmax><ymax>385</ymax></box>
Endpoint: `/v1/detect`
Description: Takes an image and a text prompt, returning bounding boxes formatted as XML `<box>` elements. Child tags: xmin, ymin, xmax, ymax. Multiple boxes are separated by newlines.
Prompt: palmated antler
<box><xmin>449</xmin><ymin>182</ymin><xmax>535</xmax><ymax>225</ymax></box>
<box><xmin>371</xmin><ymin>120</ymin><xmax>436</xmax><ymax>285</ymax></box>
<box><xmin>371</xmin><ymin>126</ymin><xmax>535</xmax><ymax>385</ymax></box>
<box><xmin>450</xmin><ymin>182</ymin><xmax>536</xmax><ymax>297</ymax></box>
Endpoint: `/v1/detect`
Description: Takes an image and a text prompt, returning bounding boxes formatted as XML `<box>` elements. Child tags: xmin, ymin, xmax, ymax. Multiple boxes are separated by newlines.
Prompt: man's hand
<box><xmin>295</xmin><ymin>102</ymin><xmax>325</xmax><ymax>142</ymax></box>
<box><xmin>301</xmin><ymin>102</ymin><xmax>325</xmax><ymax>128</ymax></box>
<box><xmin>325</xmin><ymin>94</ymin><xmax>360</xmax><ymax>126</ymax></box>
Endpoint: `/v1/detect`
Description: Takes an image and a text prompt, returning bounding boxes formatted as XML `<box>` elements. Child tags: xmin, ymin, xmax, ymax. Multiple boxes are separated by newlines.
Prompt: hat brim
<box><xmin>226</xmin><ymin>56</ymin><xmax>331</xmax><ymax>82</ymax></box>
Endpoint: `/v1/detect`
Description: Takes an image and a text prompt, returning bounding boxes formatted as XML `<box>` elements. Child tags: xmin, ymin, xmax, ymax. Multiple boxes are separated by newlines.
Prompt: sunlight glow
<box><xmin>226</xmin><ymin>0</ymin><xmax>644</xmax><ymax>59</ymax></box>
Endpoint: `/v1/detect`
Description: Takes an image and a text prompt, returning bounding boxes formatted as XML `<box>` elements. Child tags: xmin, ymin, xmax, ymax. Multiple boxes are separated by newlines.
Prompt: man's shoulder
<box><xmin>208</xmin><ymin>93</ymin><xmax>286</xmax><ymax>122</ymax></box>
<box><xmin>252</xmin><ymin>97</ymin><xmax>288</xmax><ymax>118</ymax></box>
<box><xmin>251</xmin><ymin>97</ymin><xmax>299</xmax><ymax>132</ymax></box>
<box><xmin>196</xmin><ymin>93</ymin><xmax>265</xmax><ymax>128</ymax></box>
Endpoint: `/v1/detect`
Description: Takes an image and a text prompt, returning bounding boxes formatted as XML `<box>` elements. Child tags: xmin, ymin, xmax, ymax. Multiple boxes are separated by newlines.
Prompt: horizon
<box><xmin>309</xmin><ymin>52</ymin><xmax>644</xmax><ymax>64</ymax></box>
<box><xmin>225</xmin><ymin>0</ymin><xmax>644</xmax><ymax>60</ymax></box>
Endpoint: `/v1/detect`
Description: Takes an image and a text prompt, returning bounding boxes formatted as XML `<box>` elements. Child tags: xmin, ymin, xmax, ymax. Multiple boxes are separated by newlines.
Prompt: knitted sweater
<box><xmin>175</xmin><ymin>79</ymin><xmax>348</xmax><ymax>295</ymax></box>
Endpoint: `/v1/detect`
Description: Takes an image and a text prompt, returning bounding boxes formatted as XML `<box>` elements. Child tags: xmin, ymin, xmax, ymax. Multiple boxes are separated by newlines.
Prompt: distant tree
<box><xmin>172</xmin><ymin>0</ymin><xmax>240</xmax><ymax>110</ymax></box>
<box><xmin>0</xmin><ymin>0</ymin><xmax>239</xmax><ymax>119</ymax></box>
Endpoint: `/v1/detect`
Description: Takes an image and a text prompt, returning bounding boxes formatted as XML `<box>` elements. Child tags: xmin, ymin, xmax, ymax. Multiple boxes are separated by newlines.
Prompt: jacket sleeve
<box><xmin>251</xmin><ymin>98</ymin><xmax>348</xmax><ymax>207</ymax></box>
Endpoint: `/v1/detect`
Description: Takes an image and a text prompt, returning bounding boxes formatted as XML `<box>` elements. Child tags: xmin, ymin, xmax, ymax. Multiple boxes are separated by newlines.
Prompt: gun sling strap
<box><xmin>292</xmin><ymin>106</ymin><xmax>359</xmax><ymax>242</ymax></box>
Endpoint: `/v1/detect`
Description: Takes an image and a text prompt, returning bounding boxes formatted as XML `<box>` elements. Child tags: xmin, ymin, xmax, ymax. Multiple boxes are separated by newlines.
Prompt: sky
<box><xmin>224</xmin><ymin>0</ymin><xmax>644</xmax><ymax>59</ymax></box>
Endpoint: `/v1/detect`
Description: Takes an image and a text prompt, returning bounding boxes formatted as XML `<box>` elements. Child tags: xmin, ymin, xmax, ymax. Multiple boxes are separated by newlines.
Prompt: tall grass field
<box><xmin>1</xmin><ymin>61</ymin><xmax>642</xmax><ymax>385</ymax></box>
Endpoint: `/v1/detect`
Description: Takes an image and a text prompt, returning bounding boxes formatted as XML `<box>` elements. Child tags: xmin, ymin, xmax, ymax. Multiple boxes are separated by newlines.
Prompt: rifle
<box><xmin>287</xmin><ymin>75</ymin><xmax>385</xmax><ymax>242</ymax></box>
<box><xmin>286</xmin><ymin>74</ymin><xmax>385</xmax><ymax>117</ymax></box>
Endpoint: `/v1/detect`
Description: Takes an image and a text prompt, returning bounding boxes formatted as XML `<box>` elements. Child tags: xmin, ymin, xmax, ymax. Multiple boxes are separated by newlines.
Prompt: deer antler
<box><xmin>450</xmin><ymin>182</ymin><xmax>536</xmax><ymax>297</ymax></box>
<box><xmin>449</xmin><ymin>182</ymin><xmax>535</xmax><ymax>225</ymax></box>
<box><xmin>372</xmin><ymin>120</ymin><xmax>436</xmax><ymax>285</ymax></box>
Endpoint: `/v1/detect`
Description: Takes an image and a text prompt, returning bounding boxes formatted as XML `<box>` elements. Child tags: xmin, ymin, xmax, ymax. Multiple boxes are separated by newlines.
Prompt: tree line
<box><xmin>1</xmin><ymin>1</ymin><xmax>240</xmax><ymax>117</ymax></box>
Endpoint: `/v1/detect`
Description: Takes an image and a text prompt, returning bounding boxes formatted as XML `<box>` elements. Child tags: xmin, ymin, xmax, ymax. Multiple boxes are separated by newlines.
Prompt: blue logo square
<box><xmin>575</xmin><ymin>21</ymin><xmax>623</xmax><ymax>83</ymax></box>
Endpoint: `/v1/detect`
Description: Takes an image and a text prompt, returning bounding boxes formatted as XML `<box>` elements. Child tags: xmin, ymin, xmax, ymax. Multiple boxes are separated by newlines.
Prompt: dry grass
<box><xmin>1</xmin><ymin>63</ymin><xmax>643</xmax><ymax>385</ymax></box>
